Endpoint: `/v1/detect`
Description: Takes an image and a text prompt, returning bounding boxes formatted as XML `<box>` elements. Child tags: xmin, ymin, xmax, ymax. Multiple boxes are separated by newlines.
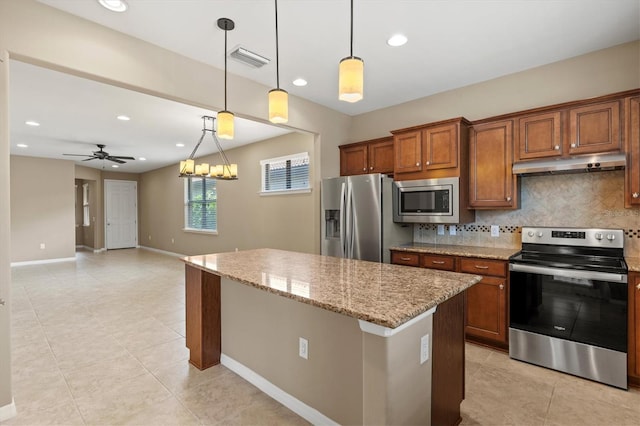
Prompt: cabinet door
<box><xmin>423</xmin><ymin>123</ymin><xmax>458</xmax><ymax>170</ymax></box>
<box><xmin>516</xmin><ymin>111</ymin><xmax>562</xmax><ymax>161</ymax></box>
<box><xmin>465</xmin><ymin>276</ymin><xmax>507</xmax><ymax>344</ymax></box>
<box><xmin>629</xmin><ymin>273</ymin><xmax>640</xmax><ymax>384</ymax></box>
<box><xmin>340</xmin><ymin>144</ymin><xmax>368</xmax><ymax>176</ymax></box>
<box><xmin>394</xmin><ymin>131</ymin><xmax>423</xmax><ymax>174</ymax></box>
<box><xmin>469</xmin><ymin>120</ymin><xmax>517</xmax><ymax>209</ymax></box>
<box><xmin>568</xmin><ymin>100</ymin><xmax>621</xmax><ymax>155</ymax></box>
<box><xmin>422</xmin><ymin>254</ymin><xmax>456</xmax><ymax>271</ymax></box>
<box><xmin>627</xmin><ymin>97</ymin><xmax>640</xmax><ymax>207</ymax></box>
<box><xmin>390</xmin><ymin>251</ymin><xmax>420</xmax><ymax>267</ymax></box>
<box><xmin>368</xmin><ymin>138</ymin><xmax>394</xmax><ymax>174</ymax></box>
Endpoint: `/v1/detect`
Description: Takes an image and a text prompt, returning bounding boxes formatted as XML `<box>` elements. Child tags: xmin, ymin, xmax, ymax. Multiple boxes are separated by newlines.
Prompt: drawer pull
<box><xmin>499</xmin><ymin>284</ymin><xmax>504</xmax><ymax>290</ymax></box>
<box><xmin>431</xmin><ymin>260</ymin><xmax>446</xmax><ymax>265</ymax></box>
<box><xmin>633</xmin><ymin>192</ymin><xmax>639</xmax><ymax>199</ymax></box>
<box><xmin>637</xmin><ymin>283</ymin><xmax>640</xmax><ymax>291</ymax></box>
<box><xmin>474</xmin><ymin>265</ymin><xmax>489</xmax><ymax>270</ymax></box>
<box><xmin>400</xmin><ymin>257</ymin><xmax>412</xmax><ymax>261</ymax></box>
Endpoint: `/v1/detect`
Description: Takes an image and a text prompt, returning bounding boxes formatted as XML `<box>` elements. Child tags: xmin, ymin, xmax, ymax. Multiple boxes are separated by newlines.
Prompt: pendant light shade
<box><xmin>218</xmin><ymin>18</ymin><xmax>235</xmax><ymax>139</ymax></box>
<box><xmin>269</xmin><ymin>88</ymin><xmax>289</xmax><ymax>123</ymax></box>
<box><xmin>338</xmin><ymin>56</ymin><xmax>364</xmax><ymax>103</ymax></box>
<box><xmin>217</xmin><ymin>110</ymin><xmax>235</xmax><ymax>140</ymax></box>
<box><xmin>339</xmin><ymin>0</ymin><xmax>363</xmax><ymax>103</ymax></box>
<box><xmin>268</xmin><ymin>0</ymin><xmax>289</xmax><ymax>123</ymax></box>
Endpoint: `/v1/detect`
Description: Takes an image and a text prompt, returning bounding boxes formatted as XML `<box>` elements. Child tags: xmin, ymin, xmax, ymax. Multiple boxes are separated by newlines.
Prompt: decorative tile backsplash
<box><xmin>413</xmin><ymin>170</ymin><xmax>640</xmax><ymax>257</ymax></box>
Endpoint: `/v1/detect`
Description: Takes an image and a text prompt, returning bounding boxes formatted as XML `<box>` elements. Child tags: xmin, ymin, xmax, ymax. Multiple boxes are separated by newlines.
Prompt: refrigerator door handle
<box><xmin>346</xmin><ymin>180</ymin><xmax>354</xmax><ymax>258</ymax></box>
<box><xmin>339</xmin><ymin>182</ymin><xmax>347</xmax><ymax>257</ymax></box>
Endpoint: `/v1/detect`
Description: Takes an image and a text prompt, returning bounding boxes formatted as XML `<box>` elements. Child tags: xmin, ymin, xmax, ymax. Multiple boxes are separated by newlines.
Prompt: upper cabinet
<box><xmin>339</xmin><ymin>136</ymin><xmax>394</xmax><ymax>176</ymax></box>
<box><xmin>391</xmin><ymin>117</ymin><xmax>470</xmax><ymax>181</ymax></box>
<box><xmin>469</xmin><ymin>120</ymin><xmax>518</xmax><ymax>209</ymax></box>
<box><xmin>568</xmin><ymin>100</ymin><xmax>621</xmax><ymax>155</ymax></box>
<box><xmin>626</xmin><ymin>96</ymin><xmax>640</xmax><ymax>207</ymax></box>
<box><xmin>516</xmin><ymin>111</ymin><xmax>563</xmax><ymax>161</ymax></box>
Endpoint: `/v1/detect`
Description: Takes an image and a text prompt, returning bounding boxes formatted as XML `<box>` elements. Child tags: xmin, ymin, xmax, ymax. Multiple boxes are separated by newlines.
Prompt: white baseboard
<box><xmin>220</xmin><ymin>354</ymin><xmax>338</xmax><ymax>426</ymax></box>
<box><xmin>138</xmin><ymin>245</ymin><xmax>185</xmax><ymax>258</ymax></box>
<box><xmin>0</xmin><ymin>398</ymin><xmax>16</xmax><ymax>422</ymax></box>
<box><xmin>10</xmin><ymin>256</ymin><xmax>76</xmax><ymax>267</ymax></box>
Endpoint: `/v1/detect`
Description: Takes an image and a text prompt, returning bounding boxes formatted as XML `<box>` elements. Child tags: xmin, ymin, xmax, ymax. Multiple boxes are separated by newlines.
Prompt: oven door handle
<box><xmin>509</xmin><ymin>263</ymin><xmax>627</xmax><ymax>283</ymax></box>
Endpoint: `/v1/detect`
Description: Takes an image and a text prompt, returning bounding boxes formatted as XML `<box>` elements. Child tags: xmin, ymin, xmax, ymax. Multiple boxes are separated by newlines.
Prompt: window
<box><xmin>185</xmin><ymin>177</ymin><xmax>217</xmax><ymax>232</ymax></box>
<box><xmin>260</xmin><ymin>152</ymin><xmax>310</xmax><ymax>195</ymax></box>
<box><xmin>82</xmin><ymin>183</ymin><xmax>90</xmax><ymax>226</ymax></box>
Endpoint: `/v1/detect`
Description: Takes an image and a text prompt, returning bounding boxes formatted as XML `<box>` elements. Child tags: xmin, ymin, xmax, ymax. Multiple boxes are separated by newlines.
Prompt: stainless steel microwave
<box><xmin>392</xmin><ymin>177</ymin><xmax>475</xmax><ymax>224</ymax></box>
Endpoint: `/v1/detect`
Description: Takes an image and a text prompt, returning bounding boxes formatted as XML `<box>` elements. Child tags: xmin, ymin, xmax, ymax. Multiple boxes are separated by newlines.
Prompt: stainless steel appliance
<box><xmin>321</xmin><ymin>174</ymin><xmax>412</xmax><ymax>263</ymax></box>
<box><xmin>392</xmin><ymin>177</ymin><xmax>475</xmax><ymax>224</ymax></box>
<box><xmin>509</xmin><ymin>227</ymin><xmax>628</xmax><ymax>389</ymax></box>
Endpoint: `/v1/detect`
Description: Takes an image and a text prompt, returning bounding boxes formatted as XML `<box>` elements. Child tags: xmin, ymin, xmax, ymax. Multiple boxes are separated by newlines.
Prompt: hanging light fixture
<box><xmin>179</xmin><ymin>116</ymin><xmax>238</xmax><ymax>180</ymax></box>
<box><xmin>268</xmin><ymin>0</ymin><xmax>288</xmax><ymax>124</ymax></box>
<box><xmin>217</xmin><ymin>18</ymin><xmax>235</xmax><ymax>139</ymax></box>
<box><xmin>338</xmin><ymin>0</ymin><xmax>364</xmax><ymax>103</ymax></box>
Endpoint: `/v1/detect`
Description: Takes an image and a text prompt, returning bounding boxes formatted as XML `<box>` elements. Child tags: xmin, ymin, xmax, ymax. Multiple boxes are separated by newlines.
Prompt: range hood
<box><xmin>512</xmin><ymin>153</ymin><xmax>626</xmax><ymax>176</ymax></box>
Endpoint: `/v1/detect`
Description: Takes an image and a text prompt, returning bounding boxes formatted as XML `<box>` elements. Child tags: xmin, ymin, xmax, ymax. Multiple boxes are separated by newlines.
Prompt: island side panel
<box><xmin>185</xmin><ymin>265</ymin><xmax>221</xmax><ymax>370</ymax></box>
<box><xmin>431</xmin><ymin>291</ymin><xmax>465</xmax><ymax>426</ymax></box>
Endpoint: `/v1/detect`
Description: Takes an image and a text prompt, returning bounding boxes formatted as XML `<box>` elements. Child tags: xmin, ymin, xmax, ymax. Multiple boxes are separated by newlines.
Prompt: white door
<box><xmin>105</xmin><ymin>180</ymin><xmax>138</xmax><ymax>249</ymax></box>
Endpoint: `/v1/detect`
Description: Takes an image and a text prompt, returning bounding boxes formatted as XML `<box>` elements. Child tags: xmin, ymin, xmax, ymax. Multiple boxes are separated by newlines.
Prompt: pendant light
<box><xmin>217</xmin><ymin>18</ymin><xmax>235</xmax><ymax>139</ymax></box>
<box><xmin>268</xmin><ymin>0</ymin><xmax>288</xmax><ymax>123</ymax></box>
<box><xmin>338</xmin><ymin>0</ymin><xmax>364</xmax><ymax>103</ymax></box>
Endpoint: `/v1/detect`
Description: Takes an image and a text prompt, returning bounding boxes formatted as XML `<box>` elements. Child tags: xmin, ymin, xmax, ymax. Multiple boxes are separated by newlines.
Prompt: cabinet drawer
<box><xmin>422</xmin><ymin>254</ymin><xmax>456</xmax><ymax>271</ymax></box>
<box><xmin>460</xmin><ymin>258</ymin><xmax>506</xmax><ymax>277</ymax></box>
<box><xmin>391</xmin><ymin>251</ymin><xmax>420</xmax><ymax>267</ymax></box>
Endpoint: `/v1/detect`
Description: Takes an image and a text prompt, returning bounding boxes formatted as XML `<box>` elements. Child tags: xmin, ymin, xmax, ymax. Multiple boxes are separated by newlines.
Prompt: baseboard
<box><xmin>220</xmin><ymin>354</ymin><xmax>338</xmax><ymax>426</ymax></box>
<box><xmin>0</xmin><ymin>398</ymin><xmax>16</xmax><ymax>422</ymax></box>
<box><xmin>138</xmin><ymin>245</ymin><xmax>185</xmax><ymax>258</ymax></box>
<box><xmin>10</xmin><ymin>256</ymin><xmax>76</xmax><ymax>267</ymax></box>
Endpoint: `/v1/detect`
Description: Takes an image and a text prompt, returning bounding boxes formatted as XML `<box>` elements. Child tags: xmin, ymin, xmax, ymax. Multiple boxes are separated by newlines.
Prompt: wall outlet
<box><xmin>148</xmin><ymin>235</ymin><xmax>152</xmax><ymax>241</ymax></box>
<box><xmin>420</xmin><ymin>334</ymin><xmax>430</xmax><ymax>364</ymax></box>
<box><xmin>437</xmin><ymin>225</ymin><xmax>445</xmax><ymax>235</ymax></box>
<box><xmin>299</xmin><ymin>337</ymin><xmax>308</xmax><ymax>360</ymax></box>
<box><xmin>171</xmin><ymin>238</ymin><xmax>175</xmax><ymax>244</ymax></box>
<box><xmin>491</xmin><ymin>225</ymin><xmax>500</xmax><ymax>237</ymax></box>
<box><xmin>39</xmin><ymin>243</ymin><xmax>45</xmax><ymax>250</ymax></box>
<box><xmin>449</xmin><ymin>225</ymin><xmax>457</xmax><ymax>236</ymax></box>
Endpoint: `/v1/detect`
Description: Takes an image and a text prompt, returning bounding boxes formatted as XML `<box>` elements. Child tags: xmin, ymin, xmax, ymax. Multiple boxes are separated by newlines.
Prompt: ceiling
<box><xmin>9</xmin><ymin>0</ymin><xmax>640</xmax><ymax>174</ymax></box>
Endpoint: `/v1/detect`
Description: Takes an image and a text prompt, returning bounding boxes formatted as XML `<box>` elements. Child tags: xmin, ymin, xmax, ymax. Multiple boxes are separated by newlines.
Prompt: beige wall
<box><xmin>139</xmin><ymin>132</ymin><xmax>315</xmax><ymax>256</ymax></box>
<box><xmin>10</xmin><ymin>156</ymin><xmax>75</xmax><ymax>263</ymax></box>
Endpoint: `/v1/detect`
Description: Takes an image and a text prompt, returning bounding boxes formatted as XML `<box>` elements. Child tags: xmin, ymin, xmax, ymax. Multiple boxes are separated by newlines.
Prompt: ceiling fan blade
<box><xmin>63</xmin><ymin>154</ymin><xmax>94</xmax><ymax>157</ymax></box>
<box><xmin>107</xmin><ymin>157</ymin><xmax>126</xmax><ymax>164</ymax></box>
<box><xmin>82</xmin><ymin>157</ymin><xmax>98</xmax><ymax>162</ymax></box>
<box><xmin>109</xmin><ymin>156</ymin><xmax>136</xmax><ymax>160</ymax></box>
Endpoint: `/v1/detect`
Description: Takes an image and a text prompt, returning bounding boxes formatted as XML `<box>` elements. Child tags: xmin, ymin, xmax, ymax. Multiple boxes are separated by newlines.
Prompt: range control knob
<box><xmin>594</xmin><ymin>233</ymin><xmax>603</xmax><ymax>241</ymax></box>
<box><xmin>606</xmin><ymin>234</ymin><xmax>616</xmax><ymax>241</ymax></box>
<box><xmin>537</xmin><ymin>232</ymin><xmax>544</xmax><ymax>238</ymax></box>
<box><xmin>527</xmin><ymin>231</ymin><xmax>534</xmax><ymax>237</ymax></box>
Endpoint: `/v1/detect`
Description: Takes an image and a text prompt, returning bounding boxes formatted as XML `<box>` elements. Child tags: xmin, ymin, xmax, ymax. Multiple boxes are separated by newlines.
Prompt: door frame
<box><xmin>104</xmin><ymin>179</ymin><xmax>138</xmax><ymax>250</ymax></box>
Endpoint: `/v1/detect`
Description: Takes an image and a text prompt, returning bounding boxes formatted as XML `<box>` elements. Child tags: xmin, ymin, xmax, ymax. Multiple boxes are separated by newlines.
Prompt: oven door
<box><xmin>509</xmin><ymin>263</ymin><xmax>627</xmax><ymax>352</ymax></box>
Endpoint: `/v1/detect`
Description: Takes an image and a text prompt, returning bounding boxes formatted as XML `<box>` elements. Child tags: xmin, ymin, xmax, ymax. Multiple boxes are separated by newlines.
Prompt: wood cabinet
<box><xmin>469</xmin><ymin>120</ymin><xmax>518</xmax><ymax>209</ymax></box>
<box><xmin>629</xmin><ymin>272</ymin><xmax>640</xmax><ymax>387</ymax></box>
<box><xmin>422</xmin><ymin>254</ymin><xmax>456</xmax><ymax>271</ymax></box>
<box><xmin>391</xmin><ymin>118</ymin><xmax>470</xmax><ymax>181</ymax></box>
<box><xmin>568</xmin><ymin>100</ymin><xmax>622</xmax><ymax>155</ymax></box>
<box><xmin>460</xmin><ymin>258</ymin><xmax>508</xmax><ymax>346</ymax></box>
<box><xmin>339</xmin><ymin>136</ymin><xmax>394</xmax><ymax>176</ymax></box>
<box><xmin>516</xmin><ymin>111</ymin><xmax>563</xmax><ymax>161</ymax></box>
<box><xmin>626</xmin><ymin>97</ymin><xmax>640</xmax><ymax>207</ymax></box>
<box><xmin>390</xmin><ymin>251</ymin><xmax>420</xmax><ymax>267</ymax></box>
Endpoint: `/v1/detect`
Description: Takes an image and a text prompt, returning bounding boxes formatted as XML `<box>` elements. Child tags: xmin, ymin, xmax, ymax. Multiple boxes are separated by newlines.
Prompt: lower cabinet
<box><xmin>629</xmin><ymin>272</ymin><xmax>640</xmax><ymax>386</ymax></box>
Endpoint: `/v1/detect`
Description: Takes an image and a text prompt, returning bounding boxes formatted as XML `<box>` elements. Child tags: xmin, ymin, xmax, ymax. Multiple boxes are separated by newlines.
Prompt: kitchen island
<box><xmin>182</xmin><ymin>248</ymin><xmax>481</xmax><ymax>425</ymax></box>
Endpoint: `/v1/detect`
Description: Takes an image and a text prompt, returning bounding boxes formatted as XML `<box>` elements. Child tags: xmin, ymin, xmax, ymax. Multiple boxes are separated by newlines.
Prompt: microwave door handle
<box><xmin>340</xmin><ymin>182</ymin><xmax>347</xmax><ymax>258</ymax></box>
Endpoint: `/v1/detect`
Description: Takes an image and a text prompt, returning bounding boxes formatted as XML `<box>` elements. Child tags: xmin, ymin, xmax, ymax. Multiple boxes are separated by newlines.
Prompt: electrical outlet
<box><xmin>171</xmin><ymin>238</ymin><xmax>175</xmax><ymax>244</ymax></box>
<box><xmin>299</xmin><ymin>337</ymin><xmax>308</xmax><ymax>360</ymax></box>
<box><xmin>148</xmin><ymin>235</ymin><xmax>152</xmax><ymax>241</ymax></box>
<box><xmin>420</xmin><ymin>334</ymin><xmax>429</xmax><ymax>364</ymax></box>
<box><xmin>437</xmin><ymin>225</ymin><xmax>445</xmax><ymax>235</ymax></box>
<box><xmin>491</xmin><ymin>225</ymin><xmax>500</xmax><ymax>237</ymax></box>
<box><xmin>449</xmin><ymin>225</ymin><xmax>456</xmax><ymax>236</ymax></box>
<box><xmin>39</xmin><ymin>243</ymin><xmax>45</xmax><ymax>250</ymax></box>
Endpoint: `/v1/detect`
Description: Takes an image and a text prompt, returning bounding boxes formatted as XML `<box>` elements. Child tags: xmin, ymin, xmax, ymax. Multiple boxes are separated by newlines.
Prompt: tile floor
<box><xmin>2</xmin><ymin>248</ymin><xmax>639</xmax><ymax>425</ymax></box>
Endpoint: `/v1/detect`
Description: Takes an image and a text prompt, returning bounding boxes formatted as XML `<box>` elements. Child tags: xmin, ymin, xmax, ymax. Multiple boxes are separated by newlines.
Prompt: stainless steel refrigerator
<box><xmin>321</xmin><ymin>174</ymin><xmax>412</xmax><ymax>263</ymax></box>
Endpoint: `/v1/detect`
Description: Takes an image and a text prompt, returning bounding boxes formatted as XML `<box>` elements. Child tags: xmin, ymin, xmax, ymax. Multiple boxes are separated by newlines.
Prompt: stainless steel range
<box><xmin>509</xmin><ymin>227</ymin><xmax>628</xmax><ymax>389</ymax></box>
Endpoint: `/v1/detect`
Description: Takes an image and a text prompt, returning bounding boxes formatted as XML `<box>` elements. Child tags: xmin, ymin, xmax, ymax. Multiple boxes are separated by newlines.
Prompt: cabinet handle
<box><xmin>554</xmin><ymin>145</ymin><xmax>560</xmax><ymax>150</ymax></box>
<box><xmin>432</xmin><ymin>260</ymin><xmax>445</xmax><ymax>265</ymax></box>
<box><xmin>369</xmin><ymin>166</ymin><xmax>374</xmax><ymax>170</ymax></box>
<box><xmin>637</xmin><ymin>283</ymin><xmax>640</xmax><ymax>291</ymax></box>
<box><xmin>571</xmin><ymin>143</ymin><xmax>576</xmax><ymax>148</ymax></box>
<box><xmin>362</xmin><ymin>168</ymin><xmax>367</xmax><ymax>172</ymax></box>
<box><xmin>499</xmin><ymin>284</ymin><xmax>504</xmax><ymax>290</ymax></box>
<box><xmin>426</xmin><ymin>161</ymin><xmax>430</xmax><ymax>166</ymax></box>
<box><xmin>633</xmin><ymin>192</ymin><xmax>639</xmax><ymax>199</ymax></box>
<box><xmin>506</xmin><ymin>196</ymin><xmax>512</xmax><ymax>202</ymax></box>
<box><xmin>474</xmin><ymin>265</ymin><xmax>489</xmax><ymax>270</ymax></box>
<box><xmin>416</xmin><ymin>162</ymin><xmax>420</xmax><ymax>167</ymax></box>
<box><xmin>400</xmin><ymin>257</ymin><xmax>412</xmax><ymax>261</ymax></box>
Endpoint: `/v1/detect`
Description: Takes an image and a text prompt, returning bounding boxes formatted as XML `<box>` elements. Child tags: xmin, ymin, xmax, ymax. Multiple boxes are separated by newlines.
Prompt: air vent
<box><xmin>229</xmin><ymin>47</ymin><xmax>270</xmax><ymax>68</ymax></box>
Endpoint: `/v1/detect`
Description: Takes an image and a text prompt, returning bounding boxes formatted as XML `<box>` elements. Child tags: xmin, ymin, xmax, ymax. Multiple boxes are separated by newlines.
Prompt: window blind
<box><xmin>186</xmin><ymin>177</ymin><xmax>217</xmax><ymax>231</ymax></box>
<box><xmin>261</xmin><ymin>152</ymin><xmax>310</xmax><ymax>193</ymax></box>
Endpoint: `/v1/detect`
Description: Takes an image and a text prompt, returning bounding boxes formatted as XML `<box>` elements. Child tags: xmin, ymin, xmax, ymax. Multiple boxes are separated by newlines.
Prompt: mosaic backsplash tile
<box><xmin>412</xmin><ymin>170</ymin><xmax>640</xmax><ymax>257</ymax></box>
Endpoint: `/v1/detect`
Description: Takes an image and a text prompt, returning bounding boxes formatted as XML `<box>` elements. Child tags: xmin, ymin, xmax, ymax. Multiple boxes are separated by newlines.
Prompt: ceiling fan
<box><xmin>63</xmin><ymin>144</ymin><xmax>136</xmax><ymax>164</ymax></box>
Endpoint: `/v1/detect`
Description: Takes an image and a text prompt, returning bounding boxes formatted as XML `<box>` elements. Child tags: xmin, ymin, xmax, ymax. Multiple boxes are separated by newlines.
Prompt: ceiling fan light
<box><xmin>269</xmin><ymin>89</ymin><xmax>289</xmax><ymax>124</ymax></box>
<box><xmin>217</xmin><ymin>110</ymin><xmax>234</xmax><ymax>140</ymax></box>
<box><xmin>338</xmin><ymin>56</ymin><xmax>364</xmax><ymax>103</ymax></box>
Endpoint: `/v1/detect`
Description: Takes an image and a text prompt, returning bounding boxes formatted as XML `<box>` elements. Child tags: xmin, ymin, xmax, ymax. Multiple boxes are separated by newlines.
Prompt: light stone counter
<box><xmin>627</xmin><ymin>257</ymin><xmax>640</xmax><ymax>272</ymax></box>
<box><xmin>391</xmin><ymin>242</ymin><xmax>520</xmax><ymax>261</ymax></box>
<box><xmin>183</xmin><ymin>248</ymin><xmax>481</xmax><ymax>329</ymax></box>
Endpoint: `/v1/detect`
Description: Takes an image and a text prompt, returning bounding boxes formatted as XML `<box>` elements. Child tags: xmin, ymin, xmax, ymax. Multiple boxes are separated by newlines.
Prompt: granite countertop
<box><xmin>390</xmin><ymin>243</ymin><xmax>520</xmax><ymax>260</ymax></box>
<box><xmin>182</xmin><ymin>248</ymin><xmax>482</xmax><ymax>329</ymax></box>
<box><xmin>627</xmin><ymin>257</ymin><xmax>640</xmax><ymax>273</ymax></box>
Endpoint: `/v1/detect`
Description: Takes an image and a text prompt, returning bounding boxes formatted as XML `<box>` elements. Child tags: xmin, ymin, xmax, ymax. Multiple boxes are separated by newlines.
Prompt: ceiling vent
<box><xmin>229</xmin><ymin>47</ymin><xmax>270</xmax><ymax>68</ymax></box>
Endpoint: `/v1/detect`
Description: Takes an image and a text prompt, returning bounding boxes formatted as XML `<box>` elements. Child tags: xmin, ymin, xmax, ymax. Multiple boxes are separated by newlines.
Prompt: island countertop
<box><xmin>182</xmin><ymin>248</ymin><xmax>482</xmax><ymax>329</ymax></box>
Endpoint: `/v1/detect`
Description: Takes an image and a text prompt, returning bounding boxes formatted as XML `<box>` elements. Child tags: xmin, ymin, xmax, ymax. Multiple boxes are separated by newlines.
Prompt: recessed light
<box><xmin>16</xmin><ymin>144</ymin><xmax>28</xmax><ymax>148</ymax></box>
<box><xmin>139</xmin><ymin>157</ymin><xmax>146</xmax><ymax>161</ymax></box>
<box><xmin>98</xmin><ymin>0</ymin><xmax>128</xmax><ymax>12</ymax></box>
<box><xmin>111</xmin><ymin>164</ymin><xmax>119</xmax><ymax>168</ymax></box>
<box><xmin>176</xmin><ymin>143</ymin><xmax>185</xmax><ymax>148</ymax></box>
<box><xmin>387</xmin><ymin>34</ymin><xmax>408</xmax><ymax>47</ymax></box>
<box><xmin>25</xmin><ymin>120</ymin><xmax>40</xmax><ymax>127</ymax></box>
<box><xmin>117</xmin><ymin>115</ymin><xmax>131</xmax><ymax>121</ymax></box>
<box><xmin>293</xmin><ymin>78</ymin><xmax>308</xmax><ymax>87</ymax></box>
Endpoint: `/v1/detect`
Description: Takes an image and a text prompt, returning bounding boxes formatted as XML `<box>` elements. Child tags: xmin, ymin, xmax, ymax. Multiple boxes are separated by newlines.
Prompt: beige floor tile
<box><xmin>12</xmin><ymin>368</ymin><xmax>75</xmax><ymax>414</ymax></box>
<box><xmin>0</xmin><ymin>400</ymin><xmax>84</xmax><ymax>426</ymax></box>
<box><xmin>132</xmin><ymin>337</ymin><xmax>190</xmax><ymax>373</ymax></box>
<box><xmin>153</xmin><ymin>360</ymin><xmax>231</xmax><ymax>397</ymax></box>
<box><xmin>48</xmin><ymin>333</ymin><xmax>130</xmax><ymax>371</ymax></box>
<box><xmin>117</xmin><ymin>397</ymin><xmax>200</xmax><ymax>426</ymax></box>
<box><xmin>113</xmin><ymin>317</ymin><xmax>183</xmax><ymax>353</ymax></box>
<box><xmin>215</xmin><ymin>391</ymin><xmax>309</xmax><ymax>426</ymax></box>
<box><xmin>545</xmin><ymin>391</ymin><xmax>639</xmax><ymax>426</ymax></box>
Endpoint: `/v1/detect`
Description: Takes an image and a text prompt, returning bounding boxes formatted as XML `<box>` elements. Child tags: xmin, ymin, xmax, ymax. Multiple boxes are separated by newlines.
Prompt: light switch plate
<box><xmin>449</xmin><ymin>226</ymin><xmax>456</xmax><ymax>236</ymax></box>
<box><xmin>491</xmin><ymin>225</ymin><xmax>500</xmax><ymax>237</ymax></box>
<box><xmin>437</xmin><ymin>225</ymin><xmax>445</xmax><ymax>235</ymax></box>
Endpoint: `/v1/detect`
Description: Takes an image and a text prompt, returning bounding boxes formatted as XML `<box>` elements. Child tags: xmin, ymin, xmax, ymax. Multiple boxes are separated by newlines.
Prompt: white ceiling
<box><xmin>10</xmin><ymin>0</ymin><xmax>640</xmax><ymax>174</ymax></box>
